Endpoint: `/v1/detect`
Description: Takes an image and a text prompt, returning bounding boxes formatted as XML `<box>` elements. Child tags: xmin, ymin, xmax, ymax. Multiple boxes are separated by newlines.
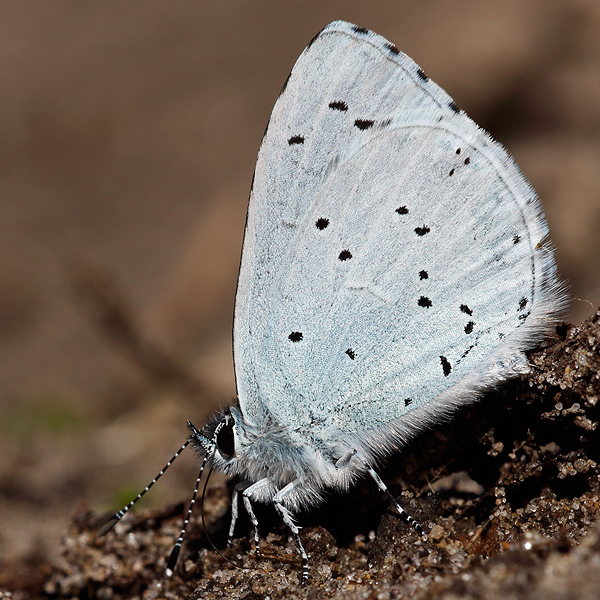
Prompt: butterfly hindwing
<box><xmin>234</xmin><ymin>21</ymin><xmax>564</xmax><ymax>451</ymax></box>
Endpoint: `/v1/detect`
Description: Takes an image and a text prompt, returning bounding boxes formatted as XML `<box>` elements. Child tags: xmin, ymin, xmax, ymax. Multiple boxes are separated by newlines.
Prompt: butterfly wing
<box><xmin>233</xmin><ymin>21</ymin><xmax>566</xmax><ymax>458</ymax></box>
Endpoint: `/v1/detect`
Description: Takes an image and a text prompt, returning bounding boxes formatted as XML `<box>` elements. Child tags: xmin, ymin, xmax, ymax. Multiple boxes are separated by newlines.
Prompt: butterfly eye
<box><xmin>216</xmin><ymin>417</ymin><xmax>235</xmax><ymax>459</ymax></box>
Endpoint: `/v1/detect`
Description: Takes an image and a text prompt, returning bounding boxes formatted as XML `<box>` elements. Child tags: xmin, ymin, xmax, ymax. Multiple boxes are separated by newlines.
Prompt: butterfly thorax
<box><xmin>195</xmin><ymin>405</ymin><xmax>365</xmax><ymax>510</ymax></box>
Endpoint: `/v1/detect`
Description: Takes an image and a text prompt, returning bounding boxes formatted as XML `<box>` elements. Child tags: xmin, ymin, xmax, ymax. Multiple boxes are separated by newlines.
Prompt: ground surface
<box><xmin>4</xmin><ymin>310</ymin><xmax>600</xmax><ymax>598</ymax></box>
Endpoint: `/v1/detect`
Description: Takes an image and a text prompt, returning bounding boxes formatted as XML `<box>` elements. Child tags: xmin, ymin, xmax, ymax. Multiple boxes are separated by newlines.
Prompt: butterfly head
<box><xmin>188</xmin><ymin>404</ymin><xmax>316</xmax><ymax>491</ymax></box>
<box><xmin>188</xmin><ymin>405</ymin><xmax>261</xmax><ymax>479</ymax></box>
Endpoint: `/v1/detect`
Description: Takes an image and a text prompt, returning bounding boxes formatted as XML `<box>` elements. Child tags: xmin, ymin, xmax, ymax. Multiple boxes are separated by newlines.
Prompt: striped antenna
<box><xmin>165</xmin><ymin>452</ymin><xmax>210</xmax><ymax>577</ymax></box>
<box><xmin>165</xmin><ymin>418</ymin><xmax>228</xmax><ymax>576</ymax></box>
<box><xmin>97</xmin><ymin>439</ymin><xmax>191</xmax><ymax>537</ymax></box>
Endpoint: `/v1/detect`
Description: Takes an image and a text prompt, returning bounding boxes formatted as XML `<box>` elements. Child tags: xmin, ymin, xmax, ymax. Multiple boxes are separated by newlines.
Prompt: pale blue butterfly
<box><xmin>100</xmin><ymin>21</ymin><xmax>567</xmax><ymax>583</ymax></box>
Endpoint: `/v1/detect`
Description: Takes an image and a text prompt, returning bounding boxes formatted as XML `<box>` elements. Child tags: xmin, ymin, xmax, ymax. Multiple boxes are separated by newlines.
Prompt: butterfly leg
<box><xmin>367</xmin><ymin>468</ymin><xmax>424</xmax><ymax>535</ymax></box>
<box><xmin>228</xmin><ymin>480</ymin><xmax>252</xmax><ymax>546</ymax></box>
<box><xmin>273</xmin><ymin>481</ymin><xmax>309</xmax><ymax>585</ymax></box>
<box><xmin>334</xmin><ymin>449</ymin><xmax>356</xmax><ymax>469</ymax></box>
<box><xmin>241</xmin><ymin>478</ymin><xmax>272</xmax><ymax>557</ymax></box>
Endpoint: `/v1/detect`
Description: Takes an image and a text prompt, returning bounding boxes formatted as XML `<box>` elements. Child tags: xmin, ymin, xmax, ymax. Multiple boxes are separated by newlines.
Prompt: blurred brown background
<box><xmin>0</xmin><ymin>0</ymin><xmax>599</xmax><ymax>567</ymax></box>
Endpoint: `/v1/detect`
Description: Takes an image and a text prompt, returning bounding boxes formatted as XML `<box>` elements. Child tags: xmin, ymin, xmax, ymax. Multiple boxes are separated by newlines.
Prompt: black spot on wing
<box><xmin>404</xmin><ymin>398</ymin><xmax>413</xmax><ymax>407</ymax></box>
<box><xmin>415</xmin><ymin>225</ymin><xmax>430</xmax><ymax>236</ymax></box>
<box><xmin>289</xmin><ymin>332</ymin><xmax>303</xmax><ymax>342</ymax></box>
<box><xmin>464</xmin><ymin>157</ymin><xmax>471</xmax><ymax>165</ymax></box>
<box><xmin>345</xmin><ymin>348</ymin><xmax>356</xmax><ymax>360</ymax></box>
<box><xmin>338</xmin><ymin>250</ymin><xmax>352</xmax><ymax>261</ymax></box>
<box><xmin>316</xmin><ymin>218</ymin><xmax>329</xmax><ymax>230</ymax></box>
<box><xmin>352</xmin><ymin>25</ymin><xmax>369</xmax><ymax>34</ymax></box>
<box><xmin>329</xmin><ymin>101</ymin><xmax>348</xmax><ymax>111</ymax></box>
<box><xmin>518</xmin><ymin>297</ymin><xmax>528</xmax><ymax>311</ymax></box>
<box><xmin>386</xmin><ymin>43</ymin><xmax>400</xmax><ymax>55</ymax></box>
<box><xmin>460</xmin><ymin>304</ymin><xmax>473</xmax><ymax>316</ymax></box>
<box><xmin>448</xmin><ymin>101</ymin><xmax>460</xmax><ymax>114</ymax></box>
<box><xmin>354</xmin><ymin>119</ymin><xmax>374</xmax><ymax>131</ymax></box>
<box><xmin>440</xmin><ymin>356</ymin><xmax>452</xmax><ymax>376</ymax></box>
<box><xmin>418</xmin><ymin>296</ymin><xmax>432</xmax><ymax>308</ymax></box>
<box><xmin>456</xmin><ymin>148</ymin><xmax>461</xmax><ymax>155</ymax></box>
<box><xmin>448</xmin><ymin>168</ymin><xmax>455</xmax><ymax>176</ymax></box>
<box><xmin>288</xmin><ymin>135</ymin><xmax>304</xmax><ymax>145</ymax></box>
<box><xmin>396</xmin><ymin>206</ymin><xmax>409</xmax><ymax>215</ymax></box>
<box><xmin>419</xmin><ymin>270</ymin><xmax>428</xmax><ymax>280</ymax></box>
<box><xmin>465</xmin><ymin>321</ymin><xmax>474</xmax><ymax>334</ymax></box>
<box><xmin>416</xmin><ymin>68</ymin><xmax>429</xmax><ymax>82</ymax></box>
<box><xmin>513</xmin><ymin>235</ymin><xmax>521</xmax><ymax>244</ymax></box>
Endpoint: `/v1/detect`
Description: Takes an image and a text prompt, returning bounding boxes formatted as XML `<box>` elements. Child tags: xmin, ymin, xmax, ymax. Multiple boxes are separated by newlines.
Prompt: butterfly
<box><xmin>100</xmin><ymin>21</ymin><xmax>566</xmax><ymax>584</ymax></box>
